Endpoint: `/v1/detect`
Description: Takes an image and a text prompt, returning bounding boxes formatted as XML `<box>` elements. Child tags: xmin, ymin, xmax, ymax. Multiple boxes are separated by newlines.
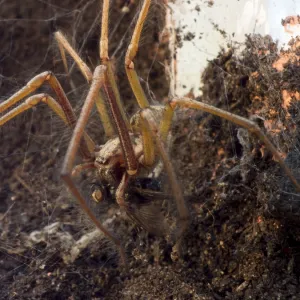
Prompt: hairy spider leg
<box><xmin>100</xmin><ymin>0</ymin><xmax>130</xmax><ymax>130</ymax></box>
<box><xmin>159</xmin><ymin>97</ymin><xmax>300</xmax><ymax>193</ymax></box>
<box><xmin>124</xmin><ymin>0</ymin><xmax>156</xmax><ymax>166</ymax></box>
<box><xmin>125</xmin><ymin>0</ymin><xmax>151</xmax><ymax>109</ymax></box>
<box><xmin>0</xmin><ymin>72</ymin><xmax>94</xmax><ymax>160</ymax></box>
<box><xmin>55</xmin><ymin>31</ymin><xmax>115</xmax><ymax>137</ymax></box>
<box><xmin>123</xmin><ymin>0</ymin><xmax>190</xmax><ymax>247</ymax></box>
<box><xmin>61</xmin><ymin>65</ymin><xmax>126</xmax><ymax>265</ymax></box>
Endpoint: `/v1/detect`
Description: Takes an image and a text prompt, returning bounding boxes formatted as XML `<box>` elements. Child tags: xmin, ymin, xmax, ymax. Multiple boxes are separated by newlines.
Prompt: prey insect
<box><xmin>1</xmin><ymin>0</ymin><xmax>300</xmax><ymax>264</ymax></box>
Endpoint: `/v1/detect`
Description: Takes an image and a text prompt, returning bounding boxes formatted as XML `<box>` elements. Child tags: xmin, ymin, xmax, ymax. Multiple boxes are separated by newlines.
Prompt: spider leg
<box><xmin>0</xmin><ymin>72</ymin><xmax>93</xmax><ymax>159</ymax></box>
<box><xmin>101</xmin><ymin>0</ymin><xmax>155</xmax><ymax>173</ymax></box>
<box><xmin>55</xmin><ymin>31</ymin><xmax>115</xmax><ymax>137</ymax></box>
<box><xmin>161</xmin><ymin>97</ymin><xmax>300</xmax><ymax>192</ymax></box>
<box><xmin>71</xmin><ymin>162</ymin><xmax>96</xmax><ymax>178</ymax></box>
<box><xmin>159</xmin><ymin>103</ymin><xmax>173</xmax><ymax>142</ymax></box>
<box><xmin>139</xmin><ymin>117</ymin><xmax>155</xmax><ymax>166</ymax></box>
<box><xmin>125</xmin><ymin>0</ymin><xmax>151</xmax><ymax>109</ymax></box>
<box><xmin>61</xmin><ymin>65</ymin><xmax>126</xmax><ymax>265</ymax></box>
<box><xmin>141</xmin><ymin>108</ymin><xmax>190</xmax><ymax>254</ymax></box>
<box><xmin>1</xmin><ymin>93</ymin><xmax>70</xmax><ymax>128</ymax></box>
<box><xmin>116</xmin><ymin>172</ymin><xmax>130</xmax><ymax>209</ymax></box>
<box><xmin>102</xmin><ymin>75</ymin><xmax>138</xmax><ymax>175</ymax></box>
<box><xmin>55</xmin><ymin>31</ymin><xmax>93</xmax><ymax>82</ymax></box>
<box><xmin>99</xmin><ymin>0</ymin><xmax>130</xmax><ymax>129</ymax></box>
<box><xmin>121</xmin><ymin>0</ymin><xmax>155</xmax><ymax>166</ymax></box>
<box><xmin>100</xmin><ymin>0</ymin><xmax>141</xmax><ymax>174</ymax></box>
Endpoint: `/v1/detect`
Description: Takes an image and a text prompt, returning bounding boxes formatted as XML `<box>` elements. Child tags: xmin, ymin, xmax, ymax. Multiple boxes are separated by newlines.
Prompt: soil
<box><xmin>1</xmin><ymin>1</ymin><xmax>300</xmax><ymax>299</ymax></box>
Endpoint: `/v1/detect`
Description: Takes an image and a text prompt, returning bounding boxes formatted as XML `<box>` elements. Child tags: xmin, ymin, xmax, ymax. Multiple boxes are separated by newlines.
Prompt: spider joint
<box><xmin>168</xmin><ymin>99</ymin><xmax>177</xmax><ymax>110</ymax></box>
<box><xmin>45</xmin><ymin>71</ymin><xmax>53</xmax><ymax>81</ymax></box>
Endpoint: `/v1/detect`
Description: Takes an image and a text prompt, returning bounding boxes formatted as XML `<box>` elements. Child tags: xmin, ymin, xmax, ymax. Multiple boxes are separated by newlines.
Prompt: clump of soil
<box><xmin>1</xmin><ymin>1</ymin><xmax>300</xmax><ymax>299</ymax></box>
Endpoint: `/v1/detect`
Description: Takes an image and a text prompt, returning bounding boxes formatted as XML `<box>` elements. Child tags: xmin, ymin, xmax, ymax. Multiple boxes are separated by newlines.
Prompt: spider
<box><xmin>1</xmin><ymin>0</ymin><xmax>300</xmax><ymax>265</ymax></box>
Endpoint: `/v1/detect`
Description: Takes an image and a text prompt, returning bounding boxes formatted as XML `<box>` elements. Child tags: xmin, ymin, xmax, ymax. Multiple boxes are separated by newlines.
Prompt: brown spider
<box><xmin>1</xmin><ymin>0</ymin><xmax>300</xmax><ymax>265</ymax></box>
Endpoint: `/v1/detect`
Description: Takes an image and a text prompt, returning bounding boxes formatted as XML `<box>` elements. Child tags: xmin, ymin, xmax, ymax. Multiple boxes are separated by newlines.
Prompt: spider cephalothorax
<box><xmin>94</xmin><ymin>134</ymin><xmax>143</xmax><ymax>187</ymax></box>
